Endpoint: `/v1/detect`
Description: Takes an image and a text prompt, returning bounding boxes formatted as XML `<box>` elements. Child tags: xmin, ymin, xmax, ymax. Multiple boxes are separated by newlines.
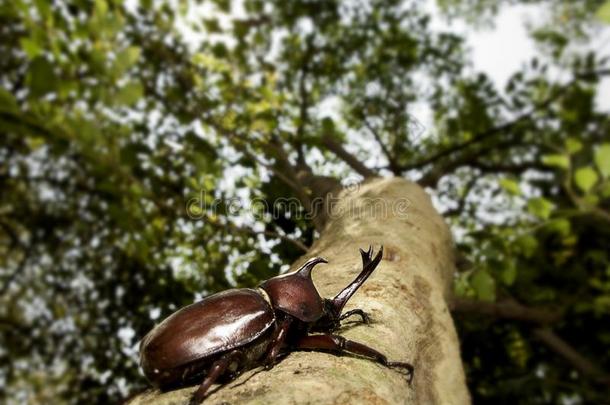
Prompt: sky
<box><xmin>408</xmin><ymin>1</ymin><xmax>610</xmax><ymax>128</ymax></box>
<box><xmin>458</xmin><ymin>3</ymin><xmax>610</xmax><ymax>111</ymax></box>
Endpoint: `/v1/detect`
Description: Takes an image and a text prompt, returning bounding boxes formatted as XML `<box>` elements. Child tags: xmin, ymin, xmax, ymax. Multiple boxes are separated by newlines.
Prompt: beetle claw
<box><xmin>361</xmin><ymin>312</ymin><xmax>371</xmax><ymax>324</ymax></box>
<box><xmin>339</xmin><ymin>309</ymin><xmax>371</xmax><ymax>326</ymax></box>
<box><xmin>387</xmin><ymin>361</ymin><xmax>415</xmax><ymax>384</ymax></box>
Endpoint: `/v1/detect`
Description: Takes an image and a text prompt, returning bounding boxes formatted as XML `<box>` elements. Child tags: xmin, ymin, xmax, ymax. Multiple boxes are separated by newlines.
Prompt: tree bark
<box><xmin>129</xmin><ymin>177</ymin><xmax>470</xmax><ymax>404</ymax></box>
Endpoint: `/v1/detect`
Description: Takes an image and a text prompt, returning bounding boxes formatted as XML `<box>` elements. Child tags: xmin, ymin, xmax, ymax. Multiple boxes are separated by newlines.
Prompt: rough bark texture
<box><xmin>129</xmin><ymin>177</ymin><xmax>470</xmax><ymax>405</ymax></box>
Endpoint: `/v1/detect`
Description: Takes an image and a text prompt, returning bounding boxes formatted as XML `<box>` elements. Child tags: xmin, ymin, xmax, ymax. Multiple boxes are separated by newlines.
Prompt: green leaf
<box><xmin>546</xmin><ymin>218</ymin><xmax>571</xmax><ymax>237</ymax></box>
<box><xmin>596</xmin><ymin>0</ymin><xmax>610</xmax><ymax>23</ymax></box>
<box><xmin>516</xmin><ymin>234</ymin><xmax>538</xmax><ymax>258</ymax></box>
<box><xmin>124</xmin><ymin>46</ymin><xmax>141</xmax><ymax>66</ymax></box>
<box><xmin>34</xmin><ymin>0</ymin><xmax>52</xmax><ymax>19</ymax></box>
<box><xmin>214</xmin><ymin>0</ymin><xmax>231</xmax><ymax>12</ymax></box>
<box><xmin>454</xmin><ymin>274</ymin><xmax>473</xmax><ymax>298</ymax></box>
<box><xmin>499</xmin><ymin>178</ymin><xmax>521</xmax><ymax>196</ymax></box>
<box><xmin>113</xmin><ymin>46</ymin><xmax>141</xmax><ymax>78</ymax></box>
<box><xmin>251</xmin><ymin>119</ymin><xmax>271</xmax><ymax>132</ymax></box>
<box><xmin>471</xmin><ymin>269</ymin><xmax>496</xmax><ymax>301</ymax></box>
<box><xmin>574</xmin><ymin>166</ymin><xmax>599</xmax><ymax>193</ymax></box>
<box><xmin>120</xmin><ymin>146</ymin><xmax>138</xmax><ymax>166</ymax></box>
<box><xmin>541</xmin><ymin>154</ymin><xmax>570</xmax><ymax>169</ymax></box>
<box><xmin>594</xmin><ymin>144</ymin><xmax>610</xmax><ymax>178</ymax></box>
<box><xmin>25</xmin><ymin>136</ymin><xmax>46</xmax><ymax>150</ymax></box>
<box><xmin>527</xmin><ymin>197</ymin><xmax>554</xmax><ymax>219</ymax></box>
<box><xmin>95</xmin><ymin>0</ymin><xmax>108</xmax><ymax>16</ymax></box>
<box><xmin>583</xmin><ymin>194</ymin><xmax>600</xmax><ymax>206</ymax></box>
<box><xmin>0</xmin><ymin>87</ymin><xmax>18</xmax><ymax>113</ymax></box>
<box><xmin>20</xmin><ymin>37</ymin><xmax>42</xmax><ymax>59</ymax></box>
<box><xmin>600</xmin><ymin>181</ymin><xmax>610</xmax><ymax>198</ymax></box>
<box><xmin>115</xmin><ymin>81</ymin><xmax>143</xmax><ymax>106</ymax></box>
<box><xmin>27</xmin><ymin>57</ymin><xmax>56</xmax><ymax>97</ymax></box>
<box><xmin>501</xmin><ymin>261</ymin><xmax>517</xmax><ymax>286</ymax></box>
<box><xmin>203</xmin><ymin>18</ymin><xmax>221</xmax><ymax>33</ymax></box>
<box><xmin>565</xmin><ymin>138</ymin><xmax>582</xmax><ymax>154</ymax></box>
<box><xmin>185</xmin><ymin>132</ymin><xmax>218</xmax><ymax>160</ymax></box>
<box><xmin>192</xmin><ymin>53</ymin><xmax>230</xmax><ymax>72</ymax></box>
<box><xmin>321</xmin><ymin>117</ymin><xmax>335</xmax><ymax>133</ymax></box>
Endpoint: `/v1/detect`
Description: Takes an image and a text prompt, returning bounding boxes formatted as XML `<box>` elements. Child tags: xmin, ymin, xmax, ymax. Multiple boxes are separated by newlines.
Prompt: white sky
<box><xmin>457</xmin><ymin>3</ymin><xmax>610</xmax><ymax>111</ymax></box>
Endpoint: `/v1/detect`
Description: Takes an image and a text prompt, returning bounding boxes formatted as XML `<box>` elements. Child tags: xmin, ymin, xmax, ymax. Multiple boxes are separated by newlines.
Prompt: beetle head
<box><xmin>312</xmin><ymin>246</ymin><xmax>383</xmax><ymax>332</ymax></box>
<box><xmin>259</xmin><ymin>257</ymin><xmax>327</xmax><ymax>323</ymax></box>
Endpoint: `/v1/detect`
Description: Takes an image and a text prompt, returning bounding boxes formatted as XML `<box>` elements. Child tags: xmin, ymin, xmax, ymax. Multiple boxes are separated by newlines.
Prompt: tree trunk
<box><xmin>129</xmin><ymin>177</ymin><xmax>470</xmax><ymax>404</ymax></box>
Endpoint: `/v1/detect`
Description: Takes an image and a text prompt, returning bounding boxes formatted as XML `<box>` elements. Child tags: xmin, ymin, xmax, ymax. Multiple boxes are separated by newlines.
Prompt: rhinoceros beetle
<box><xmin>139</xmin><ymin>246</ymin><xmax>414</xmax><ymax>404</ymax></box>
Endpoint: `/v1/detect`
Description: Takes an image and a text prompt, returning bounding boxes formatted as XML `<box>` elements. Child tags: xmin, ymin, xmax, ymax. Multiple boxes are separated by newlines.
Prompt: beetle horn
<box><xmin>329</xmin><ymin>246</ymin><xmax>383</xmax><ymax>317</ymax></box>
<box><xmin>360</xmin><ymin>245</ymin><xmax>374</xmax><ymax>266</ymax></box>
<box><xmin>296</xmin><ymin>257</ymin><xmax>328</xmax><ymax>278</ymax></box>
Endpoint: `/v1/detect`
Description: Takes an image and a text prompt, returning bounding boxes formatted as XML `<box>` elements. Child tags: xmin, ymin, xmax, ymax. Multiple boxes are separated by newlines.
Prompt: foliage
<box><xmin>437</xmin><ymin>0</ymin><xmax>607</xmax><ymax>33</ymax></box>
<box><xmin>0</xmin><ymin>0</ymin><xmax>609</xmax><ymax>403</ymax></box>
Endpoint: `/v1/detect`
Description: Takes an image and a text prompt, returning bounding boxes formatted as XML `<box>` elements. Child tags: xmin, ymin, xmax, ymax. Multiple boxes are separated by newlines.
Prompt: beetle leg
<box><xmin>293</xmin><ymin>334</ymin><xmax>414</xmax><ymax>384</ymax></box>
<box><xmin>263</xmin><ymin>316</ymin><xmax>293</xmax><ymax>369</ymax></box>
<box><xmin>339</xmin><ymin>308</ymin><xmax>371</xmax><ymax>325</ymax></box>
<box><xmin>189</xmin><ymin>349</ymin><xmax>244</xmax><ymax>405</ymax></box>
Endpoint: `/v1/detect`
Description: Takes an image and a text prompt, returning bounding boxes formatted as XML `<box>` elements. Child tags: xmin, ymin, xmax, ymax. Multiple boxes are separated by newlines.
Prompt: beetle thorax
<box><xmin>259</xmin><ymin>269</ymin><xmax>325</xmax><ymax>323</ymax></box>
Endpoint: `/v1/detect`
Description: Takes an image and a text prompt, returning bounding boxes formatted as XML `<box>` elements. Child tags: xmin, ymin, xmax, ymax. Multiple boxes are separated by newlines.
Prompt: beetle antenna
<box><xmin>329</xmin><ymin>246</ymin><xmax>383</xmax><ymax>317</ymax></box>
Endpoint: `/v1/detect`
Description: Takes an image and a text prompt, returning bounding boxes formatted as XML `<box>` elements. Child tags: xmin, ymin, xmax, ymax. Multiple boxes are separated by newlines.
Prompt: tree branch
<box><xmin>401</xmin><ymin>74</ymin><xmax>589</xmax><ymax>184</ymax></box>
<box><xmin>443</xmin><ymin>176</ymin><xmax>478</xmax><ymax>218</ymax></box>
<box><xmin>417</xmin><ymin>139</ymin><xmax>526</xmax><ymax>187</ymax></box>
<box><xmin>406</xmin><ymin>68</ymin><xmax>610</xmax><ymax>185</ymax></box>
<box><xmin>321</xmin><ymin>136</ymin><xmax>377</xmax><ymax>178</ymax></box>
<box><xmin>450</xmin><ymin>297</ymin><xmax>561</xmax><ymax>324</ymax></box>
<box><xmin>533</xmin><ymin>328</ymin><xmax>610</xmax><ymax>386</ymax></box>
<box><xmin>295</xmin><ymin>36</ymin><xmax>315</xmax><ymax>168</ymax></box>
<box><xmin>363</xmin><ymin>119</ymin><xmax>400</xmax><ymax>175</ymax></box>
<box><xmin>452</xmin><ymin>297</ymin><xmax>610</xmax><ymax>386</ymax></box>
<box><xmin>0</xmin><ymin>219</ymin><xmax>19</xmax><ymax>249</ymax></box>
<box><xmin>401</xmin><ymin>119</ymin><xmax>525</xmax><ymax>173</ymax></box>
<box><xmin>198</xmin><ymin>117</ymin><xmax>324</xmax><ymax>228</ymax></box>
<box><xmin>229</xmin><ymin>222</ymin><xmax>309</xmax><ymax>253</ymax></box>
<box><xmin>443</xmin><ymin>159</ymin><xmax>550</xmax><ymax>217</ymax></box>
<box><xmin>468</xmin><ymin>160</ymin><xmax>547</xmax><ymax>175</ymax></box>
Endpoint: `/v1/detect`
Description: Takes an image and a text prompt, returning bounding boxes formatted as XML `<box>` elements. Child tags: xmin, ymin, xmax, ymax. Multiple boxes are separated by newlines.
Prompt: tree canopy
<box><xmin>0</xmin><ymin>0</ymin><xmax>609</xmax><ymax>403</ymax></box>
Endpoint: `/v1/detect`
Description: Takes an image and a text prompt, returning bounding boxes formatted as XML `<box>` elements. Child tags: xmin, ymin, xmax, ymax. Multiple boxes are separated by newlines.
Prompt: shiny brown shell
<box><xmin>259</xmin><ymin>257</ymin><xmax>326</xmax><ymax>322</ymax></box>
<box><xmin>139</xmin><ymin>288</ymin><xmax>275</xmax><ymax>382</ymax></box>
